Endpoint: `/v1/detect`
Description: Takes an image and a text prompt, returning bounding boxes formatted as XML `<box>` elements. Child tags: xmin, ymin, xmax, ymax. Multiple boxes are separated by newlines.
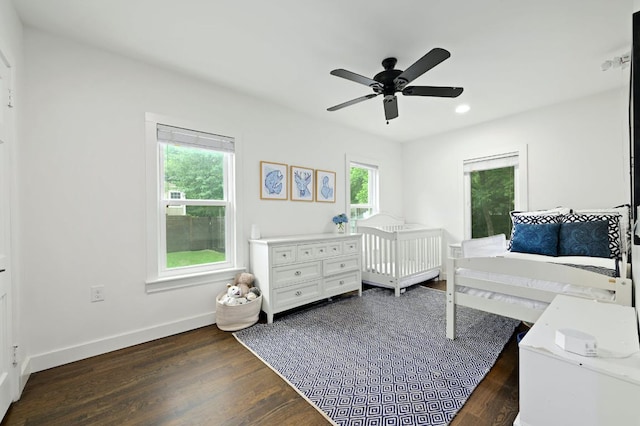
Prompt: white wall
<box><xmin>18</xmin><ymin>28</ymin><xmax>403</xmax><ymax>372</ymax></box>
<box><xmin>402</xmin><ymin>88</ymin><xmax>630</xmax><ymax>245</ymax></box>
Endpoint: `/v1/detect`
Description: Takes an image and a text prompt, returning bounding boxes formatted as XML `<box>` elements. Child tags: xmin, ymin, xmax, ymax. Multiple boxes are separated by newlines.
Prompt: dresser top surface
<box><xmin>249</xmin><ymin>233</ymin><xmax>361</xmax><ymax>245</ymax></box>
<box><xmin>521</xmin><ymin>295</ymin><xmax>640</xmax><ymax>382</ymax></box>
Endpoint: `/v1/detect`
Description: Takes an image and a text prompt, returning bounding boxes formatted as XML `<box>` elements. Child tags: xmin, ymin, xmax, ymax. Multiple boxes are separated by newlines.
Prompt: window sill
<box><xmin>145</xmin><ymin>267</ymin><xmax>245</xmax><ymax>293</ymax></box>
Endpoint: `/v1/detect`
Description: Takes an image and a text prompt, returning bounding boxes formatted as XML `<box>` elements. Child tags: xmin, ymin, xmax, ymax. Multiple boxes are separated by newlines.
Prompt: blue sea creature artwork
<box><xmin>291</xmin><ymin>166</ymin><xmax>314</xmax><ymax>201</ymax></box>
<box><xmin>260</xmin><ymin>161</ymin><xmax>288</xmax><ymax>200</ymax></box>
<box><xmin>315</xmin><ymin>170</ymin><xmax>336</xmax><ymax>202</ymax></box>
<box><xmin>264</xmin><ymin>169</ymin><xmax>283</xmax><ymax>195</ymax></box>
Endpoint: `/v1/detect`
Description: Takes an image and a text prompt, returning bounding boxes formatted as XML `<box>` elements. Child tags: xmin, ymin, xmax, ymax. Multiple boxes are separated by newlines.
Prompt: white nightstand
<box><xmin>515</xmin><ymin>295</ymin><xmax>640</xmax><ymax>426</ymax></box>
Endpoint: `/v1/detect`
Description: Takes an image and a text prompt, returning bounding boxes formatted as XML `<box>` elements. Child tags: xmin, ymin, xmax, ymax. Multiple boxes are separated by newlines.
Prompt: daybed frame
<box><xmin>446</xmin><ymin>256</ymin><xmax>633</xmax><ymax>339</ymax></box>
<box><xmin>357</xmin><ymin>213</ymin><xmax>443</xmax><ymax>297</ymax></box>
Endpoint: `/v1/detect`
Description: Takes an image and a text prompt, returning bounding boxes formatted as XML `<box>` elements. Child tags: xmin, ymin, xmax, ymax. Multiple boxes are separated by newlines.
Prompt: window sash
<box><xmin>157</xmin><ymin>124</ymin><xmax>235</xmax><ymax>277</ymax></box>
<box><xmin>349</xmin><ymin>161</ymin><xmax>379</xmax><ymax>217</ymax></box>
<box><xmin>463</xmin><ymin>151</ymin><xmax>524</xmax><ymax>239</ymax></box>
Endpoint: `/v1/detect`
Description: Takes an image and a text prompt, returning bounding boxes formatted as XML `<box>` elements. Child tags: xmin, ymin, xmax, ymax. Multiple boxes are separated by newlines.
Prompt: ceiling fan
<box><xmin>327</xmin><ymin>48</ymin><xmax>463</xmax><ymax>122</ymax></box>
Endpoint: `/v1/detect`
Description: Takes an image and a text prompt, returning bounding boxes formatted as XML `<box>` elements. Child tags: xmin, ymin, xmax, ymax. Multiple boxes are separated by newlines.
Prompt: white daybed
<box><xmin>357</xmin><ymin>213</ymin><xmax>443</xmax><ymax>297</ymax></box>
<box><xmin>446</xmin><ymin>226</ymin><xmax>633</xmax><ymax>340</ymax></box>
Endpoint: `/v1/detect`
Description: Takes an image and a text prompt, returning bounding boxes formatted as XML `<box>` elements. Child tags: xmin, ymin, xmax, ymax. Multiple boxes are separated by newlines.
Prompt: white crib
<box><xmin>356</xmin><ymin>213</ymin><xmax>443</xmax><ymax>297</ymax></box>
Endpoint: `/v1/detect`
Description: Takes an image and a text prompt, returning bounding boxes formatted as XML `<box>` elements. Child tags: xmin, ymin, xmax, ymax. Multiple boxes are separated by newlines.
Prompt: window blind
<box><xmin>463</xmin><ymin>153</ymin><xmax>518</xmax><ymax>173</ymax></box>
<box><xmin>157</xmin><ymin>124</ymin><xmax>234</xmax><ymax>152</ymax></box>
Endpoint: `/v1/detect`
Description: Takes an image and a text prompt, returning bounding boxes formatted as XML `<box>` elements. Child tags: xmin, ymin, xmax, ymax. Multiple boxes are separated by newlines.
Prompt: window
<box><xmin>463</xmin><ymin>150</ymin><xmax>527</xmax><ymax>239</ymax></box>
<box><xmin>348</xmin><ymin>161</ymin><xmax>379</xmax><ymax>222</ymax></box>
<box><xmin>146</xmin><ymin>115</ymin><xmax>240</xmax><ymax>290</ymax></box>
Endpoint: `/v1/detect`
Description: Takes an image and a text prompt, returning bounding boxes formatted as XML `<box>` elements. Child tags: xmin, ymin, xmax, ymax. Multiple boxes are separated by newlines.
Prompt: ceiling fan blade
<box><xmin>330</xmin><ymin>69</ymin><xmax>380</xmax><ymax>88</ymax></box>
<box><xmin>383</xmin><ymin>95</ymin><xmax>398</xmax><ymax>121</ymax></box>
<box><xmin>327</xmin><ymin>93</ymin><xmax>379</xmax><ymax>111</ymax></box>
<box><xmin>394</xmin><ymin>48</ymin><xmax>451</xmax><ymax>89</ymax></box>
<box><xmin>402</xmin><ymin>86</ymin><xmax>464</xmax><ymax>98</ymax></box>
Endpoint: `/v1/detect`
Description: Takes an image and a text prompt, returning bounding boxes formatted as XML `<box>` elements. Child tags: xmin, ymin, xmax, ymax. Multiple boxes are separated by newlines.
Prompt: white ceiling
<box><xmin>12</xmin><ymin>0</ymin><xmax>633</xmax><ymax>142</ymax></box>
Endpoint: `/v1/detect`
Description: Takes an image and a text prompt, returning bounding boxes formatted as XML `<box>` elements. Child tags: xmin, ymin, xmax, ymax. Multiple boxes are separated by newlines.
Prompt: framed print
<box><xmin>290</xmin><ymin>165</ymin><xmax>314</xmax><ymax>202</ymax></box>
<box><xmin>260</xmin><ymin>161</ymin><xmax>288</xmax><ymax>200</ymax></box>
<box><xmin>315</xmin><ymin>169</ymin><xmax>336</xmax><ymax>203</ymax></box>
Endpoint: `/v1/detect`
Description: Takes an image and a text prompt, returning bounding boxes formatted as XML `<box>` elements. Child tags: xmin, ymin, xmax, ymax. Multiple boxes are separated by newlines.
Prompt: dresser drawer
<box><xmin>323</xmin><ymin>255</ymin><xmax>360</xmax><ymax>276</ymax></box>
<box><xmin>273</xmin><ymin>280</ymin><xmax>321</xmax><ymax>310</ymax></box>
<box><xmin>343</xmin><ymin>239</ymin><xmax>359</xmax><ymax>254</ymax></box>
<box><xmin>324</xmin><ymin>271</ymin><xmax>361</xmax><ymax>297</ymax></box>
<box><xmin>297</xmin><ymin>241</ymin><xmax>342</xmax><ymax>260</ymax></box>
<box><xmin>272</xmin><ymin>245</ymin><xmax>296</xmax><ymax>265</ymax></box>
<box><xmin>272</xmin><ymin>261</ymin><xmax>322</xmax><ymax>288</ymax></box>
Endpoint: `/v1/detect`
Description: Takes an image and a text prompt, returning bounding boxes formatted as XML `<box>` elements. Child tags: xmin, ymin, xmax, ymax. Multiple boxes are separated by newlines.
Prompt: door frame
<box><xmin>0</xmin><ymin>40</ymin><xmax>17</xmax><ymax>420</ymax></box>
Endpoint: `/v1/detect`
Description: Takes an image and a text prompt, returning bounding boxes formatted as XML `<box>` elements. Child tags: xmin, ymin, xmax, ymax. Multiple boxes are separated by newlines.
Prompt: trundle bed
<box><xmin>446</xmin><ymin>207</ymin><xmax>633</xmax><ymax>339</ymax></box>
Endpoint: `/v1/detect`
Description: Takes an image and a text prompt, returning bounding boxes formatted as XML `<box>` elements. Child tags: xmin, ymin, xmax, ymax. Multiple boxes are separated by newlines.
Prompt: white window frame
<box><xmin>463</xmin><ymin>147</ymin><xmax>528</xmax><ymax>240</ymax></box>
<box><xmin>145</xmin><ymin>113</ymin><xmax>244</xmax><ymax>292</ymax></box>
<box><xmin>345</xmin><ymin>155</ymin><xmax>380</xmax><ymax>225</ymax></box>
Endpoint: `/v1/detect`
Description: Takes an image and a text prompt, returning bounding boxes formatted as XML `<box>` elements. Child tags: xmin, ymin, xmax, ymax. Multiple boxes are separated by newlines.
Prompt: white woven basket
<box><xmin>215</xmin><ymin>291</ymin><xmax>262</xmax><ymax>331</ymax></box>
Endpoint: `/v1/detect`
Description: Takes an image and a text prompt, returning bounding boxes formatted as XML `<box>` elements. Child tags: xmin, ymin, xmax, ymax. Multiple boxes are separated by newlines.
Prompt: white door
<box><xmin>0</xmin><ymin>48</ymin><xmax>14</xmax><ymax>420</ymax></box>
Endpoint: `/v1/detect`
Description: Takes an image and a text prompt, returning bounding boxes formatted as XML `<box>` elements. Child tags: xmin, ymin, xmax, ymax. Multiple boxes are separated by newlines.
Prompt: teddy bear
<box><xmin>233</xmin><ymin>272</ymin><xmax>255</xmax><ymax>297</ymax></box>
<box><xmin>218</xmin><ymin>285</ymin><xmax>248</xmax><ymax>306</ymax></box>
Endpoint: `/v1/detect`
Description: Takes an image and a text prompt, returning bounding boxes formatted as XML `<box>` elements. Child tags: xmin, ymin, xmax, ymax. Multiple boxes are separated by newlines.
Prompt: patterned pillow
<box><xmin>511</xmin><ymin>223</ymin><xmax>560</xmax><ymax>256</ymax></box>
<box><xmin>561</xmin><ymin>213</ymin><xmax>621</xmax><ymax>259</ymax></box>
<box><xmin>508</xmin><ymin>209</ymin><xmax>567</xmax><ymax>250</ymax></box>
<box><xmin>573</xmin><ymin>205</ymin><xmax>630</xmax><ymax>259</ymax></box>
<box><xmin>558</xmin><ymin>220</ymin><xmax>610</xmax><ymax>258</ymax></box>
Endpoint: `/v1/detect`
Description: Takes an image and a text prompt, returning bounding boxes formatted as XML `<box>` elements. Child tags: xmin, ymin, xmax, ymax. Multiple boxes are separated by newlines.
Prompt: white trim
<box><xmin>145</xmin><ymin>113</ymin><xmax>243</xmax><ymax>288</ymax></box>
<box><xmin>146</xmin><ymin>267</ymin><xmax>243</xmax><ymax>293</ymax></box>
<box><xmin>25</xmin><ymin>312</ymin><xmax>217</xmax><ymax>373</ymax></box>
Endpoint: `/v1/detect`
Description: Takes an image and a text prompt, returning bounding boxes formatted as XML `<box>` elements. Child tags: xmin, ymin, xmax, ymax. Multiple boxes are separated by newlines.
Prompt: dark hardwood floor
<box><xmin>2</xmin><ymin>281</ymin><xmax>525</xmax><ymax>426</ymax></box>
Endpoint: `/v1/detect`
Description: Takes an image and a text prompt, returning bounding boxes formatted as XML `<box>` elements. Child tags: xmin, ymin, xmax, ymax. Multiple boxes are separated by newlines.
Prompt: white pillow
<box><xmin>462</xmin><ymin>234</ymin><xmax>507</xmax><ymax>258</ymax></box>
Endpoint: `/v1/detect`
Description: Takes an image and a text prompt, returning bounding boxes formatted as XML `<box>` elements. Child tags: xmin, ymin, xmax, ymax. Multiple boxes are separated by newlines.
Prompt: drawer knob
<box><xmin>295</xmin><ymin>290</ymin><xmax>302</xmax><ymax>296</ymax></box>
<box><xmin>340</xmin><ymin>263</ymin><xmax>346</xmax><ymax>268</ymax></box>
<box><xmin>333</xmin><ymin>247</ymin><xmax>337</xmax><ymax>251</ymax></box>
<box><xmin>282</xmin><ymin>254</ymin><xmax>287</xmax><ymax>258</ymax></box>
<box><xmin>339</xmin><ymin>280</ymin><xmax>344</xmax><ymax>285</ymax></box>
<box><xmin>319</xmin><ymin>249</ymin><xmax>324</xmax><ymax>253</ymax></box>
<box><xmin>305</xmin><ymin>251</ymin><xmax>309</xmax><ymax>255</ymax></box>
<box><xmin>294</xmin><ymin>271</ymin><xmax>302</xmax><ymax>276</ymax></box>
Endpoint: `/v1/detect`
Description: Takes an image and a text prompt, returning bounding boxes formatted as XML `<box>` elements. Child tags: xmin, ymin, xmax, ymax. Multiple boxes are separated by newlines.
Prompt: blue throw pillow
<box><xmin>559</xmin><ymin>220</ymin><xmax>610</xmax><ymax>258</ymax></box>
<box><xmin>510</xmin><ymin>223</ymin><xmax>560</xmax><ymax>256</ymax></box>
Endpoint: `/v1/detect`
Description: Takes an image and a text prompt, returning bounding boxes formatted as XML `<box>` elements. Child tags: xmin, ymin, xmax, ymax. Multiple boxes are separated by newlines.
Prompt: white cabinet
<box><xmin>250</xmin><ymin>233</ymin><xmax>362</xmax><ymax>323</ymax></box>
<box><xmin>515</xmin><ymin>295</ymin><xmax>640</xmax><ymax>426</ymax></box>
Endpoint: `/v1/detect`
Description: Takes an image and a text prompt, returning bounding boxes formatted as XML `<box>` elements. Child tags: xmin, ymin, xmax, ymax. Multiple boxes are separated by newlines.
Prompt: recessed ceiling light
<box><xmin>455</xmin><ymin>104</ymin><xmax>470</xmax><ymax>114</ymax></box>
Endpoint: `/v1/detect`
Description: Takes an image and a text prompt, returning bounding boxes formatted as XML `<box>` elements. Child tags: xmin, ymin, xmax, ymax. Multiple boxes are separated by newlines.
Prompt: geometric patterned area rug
<box><xmin>234</xmin><ymin>286</ymin><xmax>519</xmax><ymax>426</ymax></box>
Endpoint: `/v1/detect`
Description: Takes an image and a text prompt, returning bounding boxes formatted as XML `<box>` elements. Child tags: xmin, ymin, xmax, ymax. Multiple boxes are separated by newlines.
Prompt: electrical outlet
<box><xmin>91</xmin><ymin>285</ymin><xmax>105</xmax><ymax>302</ymax></box>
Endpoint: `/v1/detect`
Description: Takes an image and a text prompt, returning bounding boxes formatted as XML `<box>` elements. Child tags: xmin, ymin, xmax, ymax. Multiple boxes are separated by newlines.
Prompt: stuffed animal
<box><xmin>219</xmin><ymin>285</ymin><xmax>248</xmax><ymax>306</ymax></box>
<box><xmin>246</xmin><ymin>287</ymin><xmax>261</xmax><ymax>301</ymax></box>
<box><xmin>233</xmin><ymin>272</ymin><xmax>256</xmax><ymax>297</ymax></box>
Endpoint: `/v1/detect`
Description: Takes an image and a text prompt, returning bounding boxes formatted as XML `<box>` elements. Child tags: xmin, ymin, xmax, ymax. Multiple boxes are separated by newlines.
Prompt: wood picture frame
<box><xmin>315</xmin><ymin>169</ymin><xmax>336</xmax><ymax>203</ymax></box>
<box><xmin>290</xmin><ymin>165</ymin><xmax>314</xmax><ymax>202</ymax></box>
<box><xmin>260</xmin><ymin>161</ymin><xmax>288</xmax><ymax>200</ymax></box>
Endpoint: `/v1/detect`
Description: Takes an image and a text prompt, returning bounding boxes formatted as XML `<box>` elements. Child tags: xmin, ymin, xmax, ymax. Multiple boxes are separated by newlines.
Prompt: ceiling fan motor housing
<box><xmin>374</xmin><ymin>58</ymin><xmax>404</xmax><ymax>95</ymax></box>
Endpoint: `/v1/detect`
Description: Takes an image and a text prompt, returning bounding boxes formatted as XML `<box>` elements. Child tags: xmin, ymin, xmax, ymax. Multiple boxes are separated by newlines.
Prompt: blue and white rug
<box><xmin>233</xmin><ymin>286</ymin><xmax>518</xmax><ymax>426</ymax></box>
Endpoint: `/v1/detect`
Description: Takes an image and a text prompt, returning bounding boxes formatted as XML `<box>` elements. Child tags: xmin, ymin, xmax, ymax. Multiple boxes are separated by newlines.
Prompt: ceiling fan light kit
<box><xmin>328</xmin><ymin>48</ymin><xmax>463</xmax><ymax>123</ymax></box>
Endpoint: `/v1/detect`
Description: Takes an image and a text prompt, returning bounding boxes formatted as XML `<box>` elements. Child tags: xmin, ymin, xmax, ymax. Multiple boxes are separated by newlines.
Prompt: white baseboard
<box><xmin>18</xmin><ymin>356</ymin><xmax>31</xmax><ymax>396</ymax></box>
<box><xmin>26</xmin><ymin>311</ymin><xmax>216</xmax><ymax>374</ymax></box>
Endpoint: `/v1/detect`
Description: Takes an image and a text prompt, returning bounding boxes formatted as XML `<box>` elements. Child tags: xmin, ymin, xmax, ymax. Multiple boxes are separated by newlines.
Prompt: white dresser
<box><xmin>515</xmin><ymin>295</ymin><xmax>640</xmax><ymax>426</ymax></box>
<box><xmin>249</xmin><ymin>233</ymin><xmax>362</xmax><ymax>323</ymax></box>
